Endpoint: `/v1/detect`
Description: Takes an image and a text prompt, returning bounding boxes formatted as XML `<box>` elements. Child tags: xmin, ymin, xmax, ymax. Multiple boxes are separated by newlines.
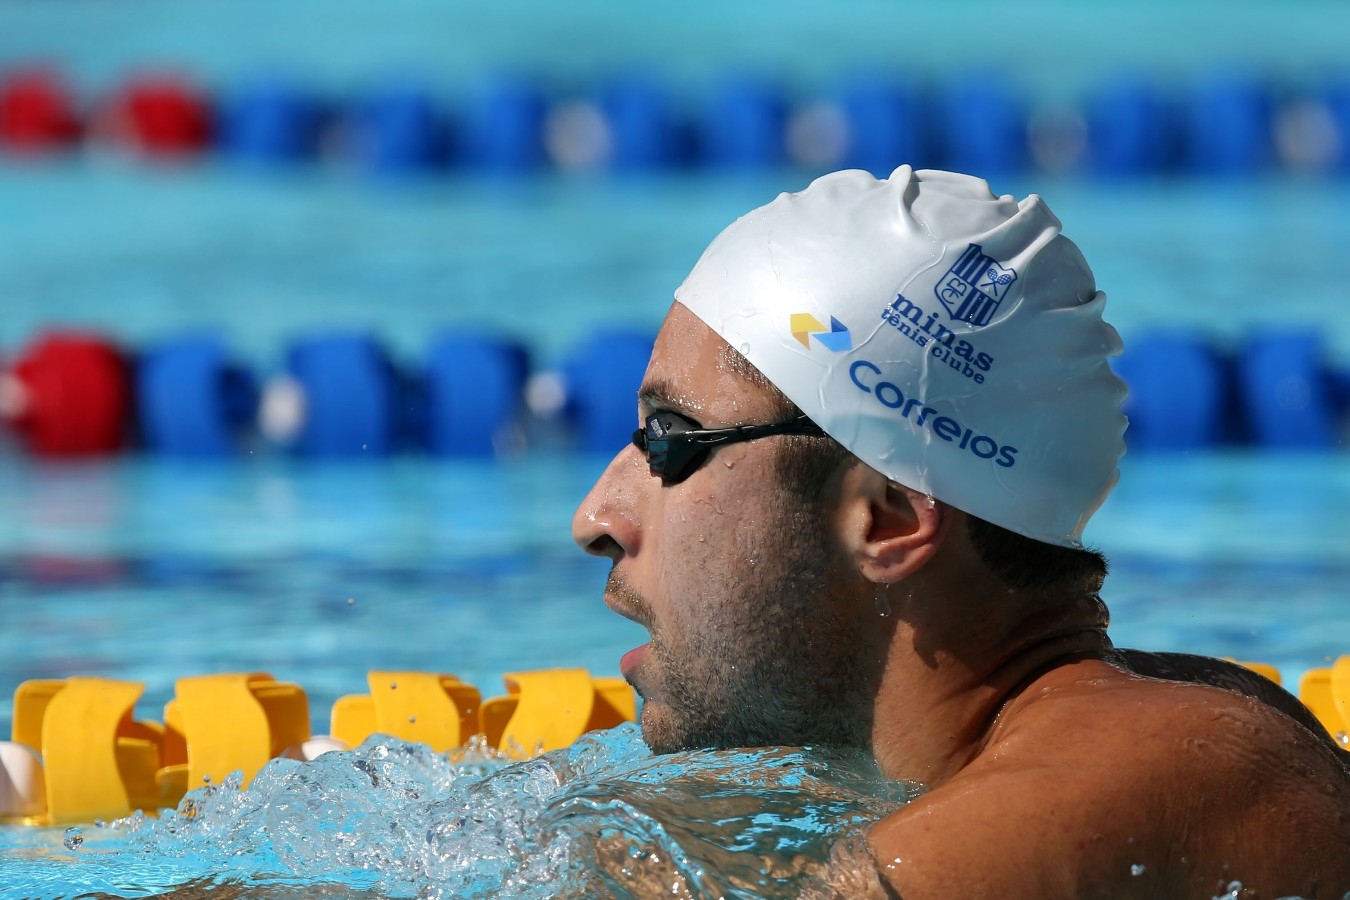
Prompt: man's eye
<box><xmin>649</xmin><ymin>411</ymin><xmax>699</xmax><ymax>438</ymax></box>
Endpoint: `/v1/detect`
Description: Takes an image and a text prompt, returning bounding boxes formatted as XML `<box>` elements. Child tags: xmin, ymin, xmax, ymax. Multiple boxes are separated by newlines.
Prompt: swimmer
<box><xmin>572</xmin><ymin>167</ymin><xmax>1350</xmax><ymax>898</ymax></box>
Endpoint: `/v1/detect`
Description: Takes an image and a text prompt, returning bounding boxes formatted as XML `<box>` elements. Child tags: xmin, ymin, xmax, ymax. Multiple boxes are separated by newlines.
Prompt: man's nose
<box><xmin>571</xmin><ymin>444</ymin><xmax>646</xmax><ymax>561</ymax></box>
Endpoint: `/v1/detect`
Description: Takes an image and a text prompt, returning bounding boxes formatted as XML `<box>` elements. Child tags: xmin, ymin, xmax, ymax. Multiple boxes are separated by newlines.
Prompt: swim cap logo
<box><xmin>847</xmin><ymin>360</ymin><xmax>1019</xmax><ymax>469</ymax></box>
<box><xmin>935</xmin><ymin>244</ymin><xmax>1017</xmax><ymax>327</ymax></box>
<box><xmin>790</xmin><ymin>313</ymin><xmax>852</xmax><ymax>351</ymax></box>
<box><xmin>880</xmin><ymin>296</ymin><xmax>996</xmax><ymax>384</ymax></box>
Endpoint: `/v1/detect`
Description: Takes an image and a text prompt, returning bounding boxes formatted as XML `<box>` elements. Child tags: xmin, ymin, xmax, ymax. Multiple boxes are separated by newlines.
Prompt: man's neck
<box><xmin>866</xmin><ymin>589</ymin><xmax>1111</xmax><ymax>785</ymax></box>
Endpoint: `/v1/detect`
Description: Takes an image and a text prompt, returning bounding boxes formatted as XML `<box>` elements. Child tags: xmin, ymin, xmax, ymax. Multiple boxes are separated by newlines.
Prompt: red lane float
<box><xmin>92</xmin><ymin>74</ymin><xmax>211</xmax><ymax>157</ymax></box>
<box><xmin>0</xmin><ymin>69</ymin><xmax>81</xmax><ymax>153</ymax></box>
<box><xmin>2</xmin><ymin>333</ymin><xmax>130</xmax><ymax>457</ymax></box>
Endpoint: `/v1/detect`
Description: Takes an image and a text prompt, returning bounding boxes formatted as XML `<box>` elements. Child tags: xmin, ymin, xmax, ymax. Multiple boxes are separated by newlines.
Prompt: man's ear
<box><xmin>842</xmin><ymin>470</ymin><xmax>951</xmax><ymax>585</ymax></box>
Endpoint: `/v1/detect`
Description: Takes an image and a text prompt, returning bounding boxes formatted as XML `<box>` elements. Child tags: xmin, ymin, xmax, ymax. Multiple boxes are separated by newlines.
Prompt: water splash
<box><xmin>3</xmin><ymin>724</ymin><xmax>913</xmax><ymax>899</ymax></box>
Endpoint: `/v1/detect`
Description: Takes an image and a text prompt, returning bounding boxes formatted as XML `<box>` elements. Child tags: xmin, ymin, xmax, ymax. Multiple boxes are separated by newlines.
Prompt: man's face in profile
<box><xmin>573</xmin><ymin>303</ymin><xmax>878</xmax><ymax>754</ymax></box>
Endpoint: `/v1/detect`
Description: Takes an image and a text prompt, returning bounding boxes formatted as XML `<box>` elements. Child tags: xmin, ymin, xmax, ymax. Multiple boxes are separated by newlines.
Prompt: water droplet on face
<box><xmin>874</xmin><ymin>583</ymin><xmax>891</xmax><ymax>617</ymax></box>
<box><xmin>63</xmin><ymin>827</ymin><xmax>83</xmax><ymax>850</ymax></box>
<box><xmin>738</xmin><ymin>342</ymin><xmax>751</xmax><ymax>357</ymax></box>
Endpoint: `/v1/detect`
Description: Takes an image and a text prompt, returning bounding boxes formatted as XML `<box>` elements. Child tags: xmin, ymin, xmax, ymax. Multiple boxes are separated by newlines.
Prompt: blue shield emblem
<box><xmin>933</xmin><ymin>243</ymin><xmax>1017</xmax><ymax>327</ymax></box>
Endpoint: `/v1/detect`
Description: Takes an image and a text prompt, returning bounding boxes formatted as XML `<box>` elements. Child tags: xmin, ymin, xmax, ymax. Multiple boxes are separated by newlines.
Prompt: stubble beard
<box><xmin>636</xmin><ymin>502</ymin><xmax>877</xmax><ymax>755</ymax></box>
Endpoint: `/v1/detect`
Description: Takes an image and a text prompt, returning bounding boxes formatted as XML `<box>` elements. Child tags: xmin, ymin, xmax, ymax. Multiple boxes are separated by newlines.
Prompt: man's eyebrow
<box><xmin>637</xmin><ymin>381</ymin><xmax>696</xmax><ymax>417</ymax></box>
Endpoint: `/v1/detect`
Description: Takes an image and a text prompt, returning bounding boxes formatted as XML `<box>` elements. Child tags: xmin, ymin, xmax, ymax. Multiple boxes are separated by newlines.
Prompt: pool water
<box><xmin>4</xmin><ymin>169</ymin><xmax>1350</xmax><ymax>895</ymax></box>
<box><xmin>2</xmin><ymin>452</ymin><xmax>1347</xmax><ymax>741</ymax></box>
<box><xmin>1</xmin><ymin>452</ymin><xmax>1347</xmax><ymax>897</ymax></box>
<box><xmin>0</xmin><ymin>455</ymin><xmax>632</xmax><ymax>734</ymax></box>
<box><xmin>0</xmin><ymin>726</ymin><xmax>912</xmax><ymax>898</ymax></box>
<box><xmin>5</xmin><ymin>8</ymin><xmax>1350</xmax><ymax>886</ymax></box>
<box><xmin>7</xmin><ymin>166</ymin><xmax>1350</xmax><ymax>368</ymax></box>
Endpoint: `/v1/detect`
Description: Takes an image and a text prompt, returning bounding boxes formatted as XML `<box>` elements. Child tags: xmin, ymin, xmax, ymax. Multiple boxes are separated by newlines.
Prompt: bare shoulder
<box><xmin>868</xmin><ymin>659</ymin><xmax>1350</xmax><ymax>899</ymax></box>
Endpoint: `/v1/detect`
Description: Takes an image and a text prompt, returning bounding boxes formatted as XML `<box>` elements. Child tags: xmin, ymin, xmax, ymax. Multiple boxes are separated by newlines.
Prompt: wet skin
<box><xmin>572</xmin><ymin>303</ymin><xmax>882</xmax><ymax>755</ymax></box>
<box><xmin>573</xmin><ymin>302</ymin><xmax>1350</xmax><ymax>899</ymax></box>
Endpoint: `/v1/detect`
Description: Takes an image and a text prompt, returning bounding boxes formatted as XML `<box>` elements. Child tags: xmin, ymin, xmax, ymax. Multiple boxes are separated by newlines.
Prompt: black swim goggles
<box><xmin>632</xmin><ymin>410</ymin><xmax>827</xmax><ymax>485</ymax></box>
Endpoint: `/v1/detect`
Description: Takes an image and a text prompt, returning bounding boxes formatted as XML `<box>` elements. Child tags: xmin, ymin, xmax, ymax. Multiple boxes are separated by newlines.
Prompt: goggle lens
<box><xmin>631</xmin><ymin>410</ymin><xmax>827</xmax><ymax>485</ymax></box>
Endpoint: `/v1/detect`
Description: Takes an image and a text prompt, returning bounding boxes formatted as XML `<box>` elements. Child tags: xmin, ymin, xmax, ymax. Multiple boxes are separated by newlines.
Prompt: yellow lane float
<box><xmin>0</xmin><ymin>668</ymin><xmax>636</xmax><ymax>826</ymax></box>
<box><xmin>3</xmin><ymin>660</ymin><xmax>1343</xmax><ymax>827</ymax></box>
<box><xmin>1299</xmin><ymin>656</ymin><xmax>1350</xmax><ymax>743</ymax></box>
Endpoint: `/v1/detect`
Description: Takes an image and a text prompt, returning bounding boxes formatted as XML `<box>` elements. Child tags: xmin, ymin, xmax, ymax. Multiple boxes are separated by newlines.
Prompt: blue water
<box><xmin>3</xmin><ymin>1</ymin><xmax>1350</xmax><ymax>894</ymax></box>
<box><xmin>2</xmin><ymin>452</ymin><xmax>1346</xmax><ymax>740</ymax></box>
<box><xmin>4</xmin><ymin>168</ymin><xmax>1350</xmax><ymax>900</ymax></box>
<box><xmin>2</xmin><ymin>0</ymin><xmax>1347</xmax><ymax>101</ymax></box>
<box><xmin>2</xmin><ymin>453</ymin><xmax>1347</xmax><ymax>897</ymax></box>
<box><xmin>7</xmin><ymin>166</ymin><xmax>1350</xmax><ymax>369</ymax></box>
<box><xmin>0</xmin><ymin>726</ymin><xmax>912</xmax><ymax>898</ymax></box>
<box><xmin>0</xmin><ymin>456</ymin><xmax>631</xmax><ymax>735</ymax></box>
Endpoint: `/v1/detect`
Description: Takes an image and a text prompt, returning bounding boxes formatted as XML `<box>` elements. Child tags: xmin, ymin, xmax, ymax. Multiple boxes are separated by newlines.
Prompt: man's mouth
<box><xmin>619</xmin><ymin>643</ymin><xmax>651</xmax><ymax>679</ymax></box>
<box><xmin>603</xmin><ymin>572</ymin><xmax>654</xmax><ymax>680</ymax></box>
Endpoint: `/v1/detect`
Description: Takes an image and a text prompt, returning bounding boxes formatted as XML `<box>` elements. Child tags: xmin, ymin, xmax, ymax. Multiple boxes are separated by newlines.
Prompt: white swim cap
<box><xmin>675</xmin><ymin>166</ymin><xmax>1127</xmax><ymax>548</ymax></box>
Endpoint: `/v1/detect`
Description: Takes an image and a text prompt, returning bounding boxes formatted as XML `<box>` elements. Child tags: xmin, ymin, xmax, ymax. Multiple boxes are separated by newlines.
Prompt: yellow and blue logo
<box><xmin>790</xmin><ymin>314</ymin><xmax>852</xmax><ymax>351</ymax></box>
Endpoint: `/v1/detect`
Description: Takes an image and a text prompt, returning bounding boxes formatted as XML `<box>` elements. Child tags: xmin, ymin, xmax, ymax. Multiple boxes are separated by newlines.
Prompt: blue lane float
<box><xmin>2</xmin><ymin>328</ymin><xmax>1345</xmax><ymax>459</ymax></box>
<box><xmin>932</xmin><ymin>75</ymin><xmax>1027</xmax><ymax>177</ymax></box>
<box><xmin>697</xmin><ymin>74</ymin><xmax>787</xmax><ymax>169</ymax></box>
<box><xmin>836</xmin><ymin>75</ymin><xmax>929</xmax><ymax>177</ymax></box>
<box><xmin>458</xmin><ymin>73</ymin><xmax>548</xmax><ymax>173</ymax></box>
<box><xmin>217</xmin><ymin>75</ymin><xmax>326</xmax><ymax>165</ymax></box>
<box><xmin>1321</xmin><ymin>78</ymin><xmax>1350</xmax><ymax>173</ymax></box>
<box><xmin>16</xmin><ymin>64</ymin><xmax>1350</xmax><ymax>177</ymax></box>
<box><xmin>560</xmin><ymin>330</ymin><xmax>655</xmax><ymax>454</ymax></box>
<box><xmin>598</xmin><ymin>74</ymin><xmax>686</xmax><ymax>171</ymax></box>
<box><xmin>1084</xmin><ymin>75</ymin><xmax>1178</xmax><ymax>177</ymax></box>
<box><xmin>1236</xmin><ymin>331</ymin><xmax>1338</xmax><ymax>450</ymax></box>
<box><xmin>1183</xmin><ymin>71</ymin><xmax>1274</xmax><ymax>176</ymax></box>
<box><xmin>285</xmin><ymin>334</ymin><xmax>399</xmax><ymax>457</ymax></box>
<box><xmin>347</xmin><ymin>78</ymin><xmax>448</xmax><ymax>174</ymax></box>
<box><xmin>137</xmin><ymin>336</ymin><xmax>259</xmax><ymax>457</ymax></box>
<box><xmin>423</xmin><ymin>334</ymin><xmax>529</xmax><ymax>457</ymax></box>
<box><xmin>1113</xmin><ymin>333</ymin><xmax>1230</xmax><ymax>452</ymax></box>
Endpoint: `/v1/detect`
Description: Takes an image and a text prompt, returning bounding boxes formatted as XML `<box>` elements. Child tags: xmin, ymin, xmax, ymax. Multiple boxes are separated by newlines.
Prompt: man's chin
<box><xmin>639</xmin><ymin>700</ymin><xmax>751</xmax><ymax>755</ymax></box>
<box><xmin>637</xmin><ymin>700</ymin><xmax>698</xmax><ymax>756</ymax></box>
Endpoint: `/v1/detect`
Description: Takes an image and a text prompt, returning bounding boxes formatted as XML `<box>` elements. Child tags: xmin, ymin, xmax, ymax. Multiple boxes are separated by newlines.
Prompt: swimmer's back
<box><xmin>1114</xmin><ymin>648</ymin><xmax>1341</xmax><ymax>750</ymax></box>
<box><xmin>867</xmin><ymin>653</ymin><xmax>1350</xmax><ymax>899</ymax></box>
